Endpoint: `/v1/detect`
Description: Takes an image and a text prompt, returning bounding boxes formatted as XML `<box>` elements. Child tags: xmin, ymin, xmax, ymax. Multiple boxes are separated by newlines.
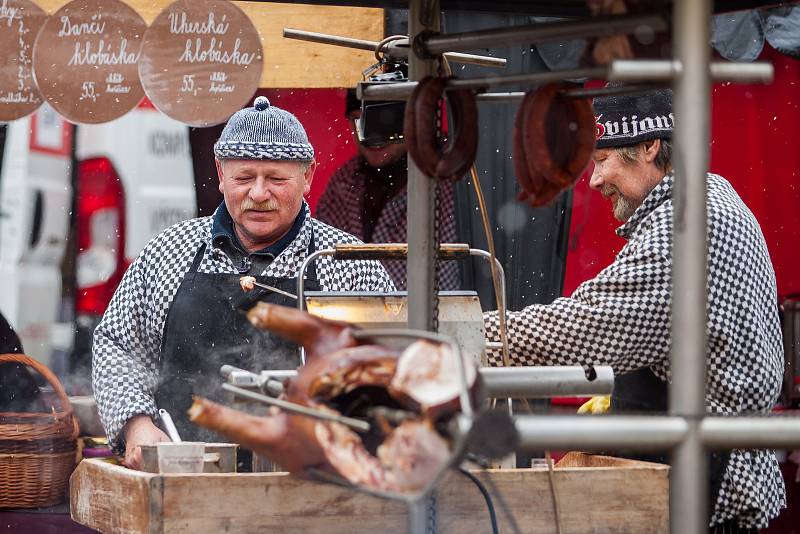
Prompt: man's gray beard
<box><xmin>613</xmin><ymin>195</ymin><xmax>637</xmax><ymax>221</ymax></box>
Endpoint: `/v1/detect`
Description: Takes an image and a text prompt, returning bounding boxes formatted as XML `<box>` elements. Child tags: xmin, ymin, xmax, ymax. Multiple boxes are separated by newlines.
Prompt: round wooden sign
<box><xmin>139</xmin><ymin>0</ymin><xmax>263</xmax><ymax>127</ymax></box>
<box><xmin>0</xmin><ymin>0</ymin><xmax>47</xmax><ymax>121</ymax></box>
<box><xmin>32</xmin><ymin>0</ymin><xmax>146</xmax><ymax>124</ymax></box>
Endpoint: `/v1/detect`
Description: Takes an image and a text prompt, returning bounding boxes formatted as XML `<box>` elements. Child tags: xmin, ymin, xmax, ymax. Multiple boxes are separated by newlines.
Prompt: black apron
<box><xmin>154</xmin><ymin>238</ymin><xmax>321</xmax><ymax>443</ymax></box>
<box><xmin>611</xmin><ymin>367</ymin><xmax>730</xmax><ymax>525</ymax></box>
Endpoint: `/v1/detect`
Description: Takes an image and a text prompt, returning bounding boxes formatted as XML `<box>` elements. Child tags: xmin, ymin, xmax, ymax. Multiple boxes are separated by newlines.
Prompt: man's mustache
<box><xmin>600</xmin><ymin>184</ymin><xmax>619</xmax><ymax>199</ymax></box>
<box><xmin>241</xmin><ymin>198</ymin><xmax>280</xmax><ymax>211</ymax></box>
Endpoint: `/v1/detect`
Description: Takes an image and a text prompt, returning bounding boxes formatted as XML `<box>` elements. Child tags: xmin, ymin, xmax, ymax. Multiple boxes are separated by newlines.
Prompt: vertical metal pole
<box><xmin>670</xmin><ymin>1</ymin><xmax>712</xmax><ymax>534</ymax></box>
<box><xmin>406</xmin><ymin>8</ymin><xmax>440</xmax><ymax>534</ymax></box>
<box><xmin>408</xmin><ymin>499</ymin><xmax>429</xmax><ymax>534</ymax></box>
<box><xmin>406</xmin><ymin>0</ymin><xmax>439</xmax><ymax>331</ymax></box>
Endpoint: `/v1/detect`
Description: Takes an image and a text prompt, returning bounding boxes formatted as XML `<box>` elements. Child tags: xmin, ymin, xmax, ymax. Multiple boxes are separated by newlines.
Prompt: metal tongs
<box><xmin>221</xmin><ymin>382</ymin><xmax>371</xmax><ymax>433</ymax></box>
<box><xmin>221</xmin><ymin>364</ymin><xmax>373</xmax><ymax>433</ymax></box>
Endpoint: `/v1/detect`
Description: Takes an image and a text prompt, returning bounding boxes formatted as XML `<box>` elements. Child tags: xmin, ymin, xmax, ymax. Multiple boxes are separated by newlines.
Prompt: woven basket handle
<box><xmin>0</xmin><ymin>353</ymin><xmax>79</xmax><ymax>439</ymax></box>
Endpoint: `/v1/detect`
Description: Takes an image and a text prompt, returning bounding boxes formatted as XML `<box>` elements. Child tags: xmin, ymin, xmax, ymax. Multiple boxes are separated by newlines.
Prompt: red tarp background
<box><xmin>565</xmin><ymin>47</ymin><xmax>800</xmax><ymax>301</ymax></box>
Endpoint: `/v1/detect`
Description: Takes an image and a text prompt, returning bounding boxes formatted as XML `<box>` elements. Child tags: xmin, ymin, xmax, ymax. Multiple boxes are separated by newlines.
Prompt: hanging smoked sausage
<box><xmin>404</xmin><ymin>76</ymin><xmax>479</xmax><ymax>181</ymax></box>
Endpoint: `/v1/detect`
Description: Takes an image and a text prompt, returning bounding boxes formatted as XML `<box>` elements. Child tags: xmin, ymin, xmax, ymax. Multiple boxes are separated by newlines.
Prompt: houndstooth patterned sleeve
<box><xmin>92</xmin><ymin>219</ymin><xmax>209</xmax><ymax>449</ymax></box>
<box><xmin>92</xmin><ymin>247</ymin><xmax>162</xmax><ymax>449</ymax></box>
<box><xmin>484</xmin><ymin>173</ymin><xmax>786</xmax><ymax>529</ymax></box>
<box><xmin>484</xmin><ymin>222</ymin><xmax>672</xmax><ymax>377</ymax></box>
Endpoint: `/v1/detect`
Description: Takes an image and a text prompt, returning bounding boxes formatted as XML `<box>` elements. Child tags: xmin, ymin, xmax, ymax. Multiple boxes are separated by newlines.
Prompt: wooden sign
<box><xmin>33</xmin><ymin>1</ymin><xmax>384</xmax><ymax>89</ymax></box>
<box><xmin>32</xmin><ymin>0</ymin><xmax>146</xmax><ymax>124</ymax></box>
<box><xmin>0</xmin><ymin>0</ymin><xmax>47</xmax><ymax>121</ymax></box>
<box><xmin>138</xmin><ymin>0</ymin><xmax>264</xmax><ymax>127</ymax></box>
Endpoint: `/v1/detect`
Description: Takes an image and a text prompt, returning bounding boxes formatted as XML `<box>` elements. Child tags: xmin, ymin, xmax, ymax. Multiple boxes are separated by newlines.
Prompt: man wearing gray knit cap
<box><xmin>485</xmin><ymin>88</ymin><xmax>784</xmax><ymax>532</ymax></box>
<box><xmin>92</xmin><ymin>96</ymin><xmax>394</xmax><ymax>470</ymax></box>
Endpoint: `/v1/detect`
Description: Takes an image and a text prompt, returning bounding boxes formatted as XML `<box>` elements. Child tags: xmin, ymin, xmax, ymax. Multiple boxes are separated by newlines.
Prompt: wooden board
<box><xmin>32</xmin><ymin>1</ymin><xmax>383</xmax><ymax>89</ymax></box>
<box><xmin>71</xmin><ymin>452</ymin><xmax>669</xmax><ymax>533</ymax></box>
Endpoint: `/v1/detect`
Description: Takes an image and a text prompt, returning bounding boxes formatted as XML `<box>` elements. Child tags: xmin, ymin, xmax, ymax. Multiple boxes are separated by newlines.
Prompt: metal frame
<box><xmin>280</xmin><ymin>2</ymin><xmax>799</xmax><ymax>532</ymax></box>
<box><xmin>398</xmin><ymin>2</ymin><xmax>799</xmax><ymax>533</ymax></box>
<box><xmin>295</xmin><ymin>246</ymin><xmax>508</xmax><ymax>312</ymax></box>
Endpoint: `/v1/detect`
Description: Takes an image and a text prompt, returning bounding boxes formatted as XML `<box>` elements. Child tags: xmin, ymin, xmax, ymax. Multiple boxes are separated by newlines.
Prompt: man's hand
<box><xmin>123</xmin><ymin>414</ymin><xmax>170</xmax><ymax>470</ymax></box>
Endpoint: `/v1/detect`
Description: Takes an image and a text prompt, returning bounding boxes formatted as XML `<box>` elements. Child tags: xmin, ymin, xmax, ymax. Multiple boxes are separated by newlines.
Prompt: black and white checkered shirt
<box><xmin>485</xmin><ymin>173</ymin><xmax>785</xmax><ymax>529</ymax></box>
<box><xmin>92</xmin><ymin>206</ymin><xmax>394</xmax><ymax>448</ymax></box>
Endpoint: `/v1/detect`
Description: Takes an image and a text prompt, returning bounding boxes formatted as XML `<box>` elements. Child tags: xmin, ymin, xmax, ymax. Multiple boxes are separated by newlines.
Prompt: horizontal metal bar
<box><xmin>222</xmin><ymin>365</ymin><xmax>611</xmax><ymax>400</ymax></box>
<box><xmin>701</xmin><ymin>416</ymin><xmax>800</xmax><ymax>449</ymax></box>
<box><xmin>475</xmin><ymin>91</ymin><xmax>524</xmax><ymax>102</ymax></box>
<box><xmin>359</xmin><ymin>67</ymin><xmax>606</xmax><ymax>100</ymax></box>
<box><xmin>562</xmin><ymin>83</ymin><xmax>669</xmax><ymax>99</ymax></box>
<box><xmin>474</xmin><ymin>84</ymin><xmax>670</xmax><ymax>102</ymax></box>
<box><xmin>283</xmin><ymin>28</ymin><xmax>506</xmax><ymax>68</ymax></box>
<box><xmin>360</xmin><ymin>60</ymin><xmax>773</xmax><ymax>102</ymax></box>
<box><xmin>284</xmin><ymin>27</ymin><xmax>377</xmax><ymax>51</ymax></box>
<box><xmin>482</xmin><ymin>366</ymin><xmax>614</xmax><ymax>398</ymax></box>
<box><xmin>332</xmin><ymin>242</ymin><xmax>471</xmax><ymax>260</ymax></box>
<box><xmin>515</xmin><ymin>415</ymin><xmax>689</xmax><ymax>451</ymax></box>
<box><xmin>442</xmin><ymin>51</ymin><xmax>506</xmax><ymax>68</ymax></box>
<box><xmin>386</xmin><ymin>41</ymin><xmax>507</xmax><ymax>68</ymax></box>
<box><xmin>422</xmin><ymin>13</ymin><xmax>668</xmax><ymax>55</ymax></box>
<box><xmin>609</xmin><ymin>60</ymin><xmax>774</xmax><ymax>84</ymax></box>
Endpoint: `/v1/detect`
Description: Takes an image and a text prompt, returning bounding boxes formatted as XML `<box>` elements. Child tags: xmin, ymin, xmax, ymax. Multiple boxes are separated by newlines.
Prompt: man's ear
<box><xmin>215</xmin><ymin>159</ymin><xmax>225</xmax><ymax>194</ymax></box>
<box><xmin>303</xmin><ymin>160</ymin><xmax>317</xmax><ymax>196</ymax></box>
<box><xmin>642</xmin><ymin>138</ymin><xmax>661</xmax><ymax>164</ymax></box>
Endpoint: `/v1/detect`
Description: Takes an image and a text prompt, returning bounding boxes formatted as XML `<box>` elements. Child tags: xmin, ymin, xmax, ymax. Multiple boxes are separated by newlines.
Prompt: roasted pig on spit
<box><xmin>189</xmin><ymin>302</ymin><xmax>479</xmax><ymax>494</ymax></box>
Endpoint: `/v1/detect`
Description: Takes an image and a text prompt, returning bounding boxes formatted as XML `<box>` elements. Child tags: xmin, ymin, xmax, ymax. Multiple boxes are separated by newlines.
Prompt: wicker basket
<box><xmin>0</xmin><ymin>353</ymin><xmax>79</xmax><ymax>508</ymax></box>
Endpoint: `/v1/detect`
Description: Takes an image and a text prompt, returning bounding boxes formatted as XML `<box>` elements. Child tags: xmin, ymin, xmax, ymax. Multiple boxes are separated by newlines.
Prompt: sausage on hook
<box><xmin>404</xmin><ymin>76</ymin><xmax>479</xmax><ymax>181</ymax></box>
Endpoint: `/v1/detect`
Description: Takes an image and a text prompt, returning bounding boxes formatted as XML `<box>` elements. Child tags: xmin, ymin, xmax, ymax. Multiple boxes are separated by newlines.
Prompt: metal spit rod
<box><xmin>223</xmin><ymin>365</ymin><xmax>615</xmax><ymax>399</ymax></box>
<box><xmin>249</xmin><ymin>280</ymin><xmax>297</xmax><ymax>300</ymax></box>
<box><xmin>221</xmin><ymin>383</ymin><xmax>371</xmax><ymax>433</ymax></box>
<box><xmin>422</xmin><ymin>12</ymin><xmax>667</xmax><ymax>55</ymax></box>
<box><xmin>282</xmin><ymin>28</ymin><xmax>507</xmax><ymax>68</ymax></box>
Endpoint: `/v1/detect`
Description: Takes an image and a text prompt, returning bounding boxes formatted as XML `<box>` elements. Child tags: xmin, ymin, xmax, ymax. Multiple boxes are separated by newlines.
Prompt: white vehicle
<box><xmin>70</xmin><ymin>101</ymin><xmax>197</xmax><ymax>388</ymax></box>
<box><xmin>0</xmin><ymin>104</ymin><xmax>72</xmax><ymax>367</ymax></box>
<box><xmin>0</xmin><ymin>100</ymin><xmax>196</xmax><ymax>382</ymax></box>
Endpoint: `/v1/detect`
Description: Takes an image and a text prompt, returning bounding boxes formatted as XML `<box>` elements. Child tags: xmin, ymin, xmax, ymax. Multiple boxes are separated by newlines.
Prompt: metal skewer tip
<box><xmin>251</xmin><ymin>281</ymin><xmax>298</xmax><ymax>300</ymax></box>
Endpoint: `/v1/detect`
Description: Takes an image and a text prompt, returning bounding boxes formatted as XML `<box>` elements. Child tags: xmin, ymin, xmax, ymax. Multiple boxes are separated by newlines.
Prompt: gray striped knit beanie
<box><xmin>214</xmin><ymin>96</ymin><xmax>315</xmax><ymax>161</ymax></box>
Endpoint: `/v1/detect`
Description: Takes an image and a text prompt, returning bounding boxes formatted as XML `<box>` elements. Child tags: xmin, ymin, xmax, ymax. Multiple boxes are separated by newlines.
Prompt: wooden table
<box><xmin>70</xmin><ymin>452</ymin><xmax>669</xmax><ymax>533</ymax></box>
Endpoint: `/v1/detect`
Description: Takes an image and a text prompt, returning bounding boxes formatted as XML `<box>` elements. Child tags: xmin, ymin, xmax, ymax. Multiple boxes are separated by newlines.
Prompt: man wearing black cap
<box><xmin>316</xmin><ymin>88</ymin><xmax>460</xmax><ymax>290</ymax></box>
<box><xmin>93</xmin><ymin>97</ymin><xmax>394</xmax><ymax>470</ymax></box>
<box><xmin>485</xmin><ymin>89</ymin><xmax>784</xmax><ymax>532</ymax></box>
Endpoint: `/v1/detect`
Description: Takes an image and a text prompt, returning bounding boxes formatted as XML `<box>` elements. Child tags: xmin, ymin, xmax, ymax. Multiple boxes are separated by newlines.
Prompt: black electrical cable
<box><xmin>465</xmin><ymin>454</ymin><xmax>523</xmax><ymax>534</ymax></box>
<box><xmin>458</xmin><ymin>467</ymin><xmax>499</xmax><ymax>534</ymax></box>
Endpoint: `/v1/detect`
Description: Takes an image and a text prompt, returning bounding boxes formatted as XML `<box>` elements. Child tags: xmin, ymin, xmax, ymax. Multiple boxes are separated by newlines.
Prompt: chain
<box><xmin>424</xmin><ymin>68</ymin><xmax>446</xmax><ymax>534</ymax></box>
<box><xmin>425</xmin><ymin>492</ymin><xmax>438</xmax><ymax>534</ymax></box>
<box><xmin>431</xmin><ymin>82</ymin><xmax>444</xmax><ymax>335</ymax></box>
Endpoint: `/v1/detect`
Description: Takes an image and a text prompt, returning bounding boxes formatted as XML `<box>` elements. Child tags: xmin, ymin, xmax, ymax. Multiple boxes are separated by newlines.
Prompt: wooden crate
<box><xmin>70</xmin><ymin>452</ymin><xmax>669</xmax><ymax>533</ymax></box>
